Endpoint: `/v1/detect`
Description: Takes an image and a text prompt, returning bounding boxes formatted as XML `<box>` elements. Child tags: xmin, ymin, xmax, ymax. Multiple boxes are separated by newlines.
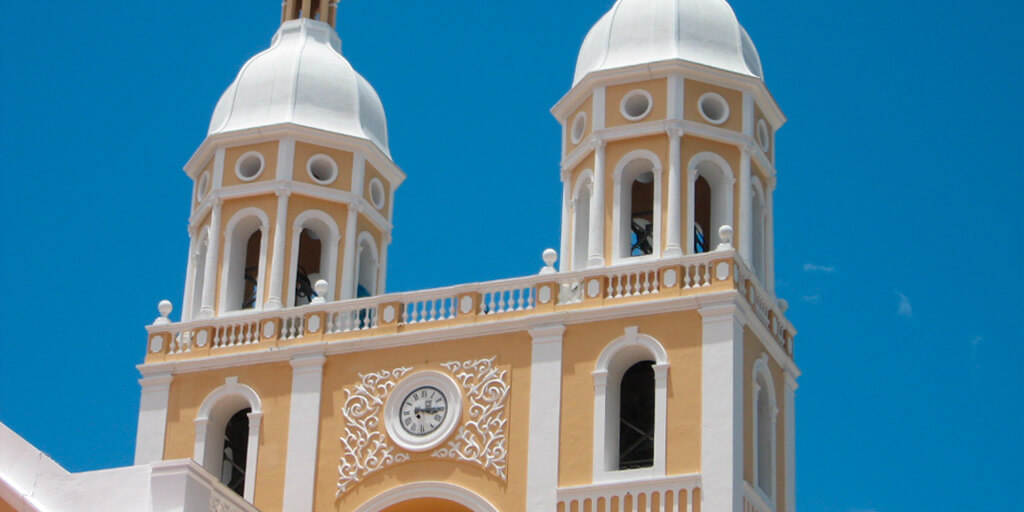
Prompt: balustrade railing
<box><xmin>557</xmin><ymin>475</ymin><xmax>702</xmax><ymax>512</ymax></box>
<box><xmin>147</xmin><ymin>250</ymin><xmax>793</xmax><ymax>360</ymax></box>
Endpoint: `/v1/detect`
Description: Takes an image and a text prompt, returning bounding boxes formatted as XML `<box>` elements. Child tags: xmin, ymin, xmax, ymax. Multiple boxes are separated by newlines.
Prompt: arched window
<box><xmin>688</xmin><ymin>154</ymin><xmax>734</xmax><ymax>253</ymax></box>
<box><xmin>195</xmin><ymin>378</ymin><xmax>262</xmax><ymax>503</ymax></box>
<box><xmin>289</xmin><ymin>211</ymin><xmax>340</xmax><ymax>306</ymax></box>
<box><xmin>752</xmin><ymin>356</ymin><xmax>777</xmax><ymax>502</ymax></box>
<box><xmin>571</xmin><ymin>173</ymin><xmax>593</xmax><ymax>270</ymax></box>
<box><xmin>614</xmin><ymin>153</ymin><xmax>662</xmax><ymax>261</ymax></box>
<box><xmin>220</xmin><ymin>408</ymin><xmax>251</xmax><ymax>496</ymax></box>
<box><xmin>751</xmin><ymin>178</ymin><xmax>767</xmax><ymax>282</ymax></box>
<box><xmin>592</xmin><ymin>327</ymin><xmax>669</xmax><ymax>481</ymax></box>
<box><xmin>222</xmin><ymin>209</ymin><xmax>269</xmax><ymax>313</ymax></box>
<box><xmin>356</xmin><ymin>234</ymin><xmax>378</xmax><ymax>298</ymax></box>
<box><xmin>618</xmin><ymin>361</ymin><xmax>655</xmax><ymax>469</ymax></box>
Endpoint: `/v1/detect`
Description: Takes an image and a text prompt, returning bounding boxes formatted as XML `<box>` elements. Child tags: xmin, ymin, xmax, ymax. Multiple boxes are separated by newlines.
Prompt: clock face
<box><xmin>399</xmin><ymin>386</ymin><xmax>448</xmax><ymax>436</ymax></box>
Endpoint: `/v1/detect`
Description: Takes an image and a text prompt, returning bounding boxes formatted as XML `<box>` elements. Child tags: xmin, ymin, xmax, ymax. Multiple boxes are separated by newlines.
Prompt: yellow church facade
<box><xmin>0</xmin><ymin>1</ymin><xmax>799</xmax><ymax>512</ymax></box>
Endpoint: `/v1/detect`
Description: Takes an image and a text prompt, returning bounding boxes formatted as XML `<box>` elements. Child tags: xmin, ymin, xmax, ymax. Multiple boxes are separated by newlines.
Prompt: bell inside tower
<box><xmin>629</xmin><ymin>172</ymin><xmax>655</xmax><ymax>257</ymax></box>
<box><xmin>294</xmin><ymin>230</ymin><xmax>323</xmax><ymax>306</ymax></box>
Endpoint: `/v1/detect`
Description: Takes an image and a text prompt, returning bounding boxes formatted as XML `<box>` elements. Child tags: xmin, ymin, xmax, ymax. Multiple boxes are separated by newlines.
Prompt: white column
<box><xmin>340</xmin><ymin>203</ymin><xmax>359</xmax><ymax>299</ymax></box>
<box><xmin>265</xmin><ymin>189</ymin><xmax>291</xmax><ymax>310</ymax></box>
<box><xmin>559</xmin><ymin>173</ymin><xmax>571</xmax><ymax>271</ymax></box>
<box><xmin>180</xmin><ymin>229</ymin><xmax>198</xmax><ymax>321</ymax></box>
<box><xmin>199</xmin><ymin>199</ymin><xmax>223</xmax><ymax>318</ymax></box>
<box><xmin>526</xmin><ymin>324</ymin><xmax>565</xmax><ymax>511</ymax></box>
<box><xmin>784</xmin><ymin>374</ymin><xmax>797</xmax><ymax>512</ymax></box>
<box><xmin>244</xmin><ymin>411</ymin><xmax>262</xmax><ymax>503</ymax></box>
<box><xmin>739</xmin><ymin>148</ymin><xmax>753</xmax><ymax>264</ymax></box>
<box><xmin>282</xmin><ymin>354</ymin><xmax>327</xmax><ymax>512</ymax></box>
<box><xmin>587</xmin><ymin>139</ymin><xmax>607</xmax><ymax>267</ymax></box>
<box><xmin>664</xmin><ymin>127</ymin><xmax>684</xmax><ymax>258</ymax></box>
<box><xmin>699</xmin><ymin>301</ymin><xmax>744</xmax><ymax>512</ymax></box>
<box><xmin>766</xmin><ymin>180</ymin><xmax>777</xmax><ymax>294</ymax></box>
<box><xmin>134</xmin><ymin>373</ymin><xmax>173</xmax><ymax>465</ymax></box>
<box><xmin>378</xmin><ymin>232</ymin><xmax>390</xmax><ymax>294</ymax></box>
<box><xmin>277</xmin><ymin>138</ymin><xmax>295</xmax><ymax>181</ymax></box>
<box><xmin>653</xmin><ymin>362</ymin><xmax>669</xmax><ymax>476</ymax></box>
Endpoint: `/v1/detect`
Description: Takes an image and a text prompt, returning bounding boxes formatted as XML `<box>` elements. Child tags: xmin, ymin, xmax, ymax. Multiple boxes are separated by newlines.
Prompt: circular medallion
<box><xmin>150</xmin><ymin>334</ymin><xmax>164</xmax><ymax>353</ymax></box>
<box><xmin>262</xmin><ymin>321</ymin><xmax>276</xmax><ymax>339</ymax></box>
<box><xmin>538</xmin><ymin>286</ymin><xmax>552</xmax><ymax>304</ymax></box>
<box><xmin>663</xmin><ymin>269</ymin><xmax>678</xmax><ymax>288</ymax></box>
<box><xmin>715</xmin><ymin>262</ymin><xmax>730</xmax><ymax>281</ymax></box>
<box><xmin>586</xmin><ymin>279</ymin><xmax>601</xmax><ymax>298</ymax></box>
<box><xmin>383</xmin><ymin>304</ymin><xmax>396</xmax><ymax>323</ymax></box>
<box><xmin>459</xmin><ymin>295</ymin><xmax>474</xmax><ymax>314</ymax></box>
<box><xmin>385</xmin><ymin>371</ymin><xmax>462</xmax><ymax>451</ymax></box>
<box><xmin>308</xmin><ymin>315</ymin><xmax>321</xmax><ymax>333</ymax></box>
<box><xmin>196</xmin><ymin>330</ymin><xmax>209</xmax><ymax>348</ymax></box>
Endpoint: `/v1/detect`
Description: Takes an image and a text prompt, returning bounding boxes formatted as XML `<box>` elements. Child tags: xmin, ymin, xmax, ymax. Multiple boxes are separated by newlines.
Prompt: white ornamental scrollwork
<box><xmin>336</xmin><ymin>366</ymin><xmax>413</xmax><ymax>496</ymax></box>
<box><xmin>210</xmin><ymin>494</ymin><xmax>238</xmax><ymax>512</ymax></box>
<box><xmin>431</xmin><ymin>357</ymin><xmax>510</xmax><ymax>480</ymax></box>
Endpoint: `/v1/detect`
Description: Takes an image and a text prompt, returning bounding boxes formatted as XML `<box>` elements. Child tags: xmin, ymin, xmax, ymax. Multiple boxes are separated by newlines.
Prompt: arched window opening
<box><xmin>294</xmin><ymin>230</ymin><xmax>322</xmax><ymax>306</ymax></box>
<box><xmin>618</xmin><ymin>157</ymin><xmax>659</xmax><ymax>259</ymax></box>
<box><xmin>755</xmin><ymin>374</ymin><xmax>774</xmax><ymax>497</ymax></box>
<box><xmin>618</xmin><ymin>361</ymin><xmax>655</xmax><ymax>470</ymax></box>
<box><xmin>356</xmin><ymin>238</ymin><xmax>378</xmax><ymax>298</ymax></box>
<box><xmin>240</xmin><ymin>231</ymin><xmax>261</xmax><ymax>309</ymax></box>
<box><xmin>629</xmin><ymin>172</ymin><xmax>655</xmax><ymax>256</ymax></box>
<box><xmin>221</xmin><ymin>408</ymin><xmax>250</xmax><ymax>497</ymax></box>
<box><xmin>572</xmin><ymin>178</ymin><xmax>592</xmax><ymax>270</ymax></box>
<box><xmin>694</xmin><ymin>176</ymin><xmax>712</xmax><ymax>253</ymax></box>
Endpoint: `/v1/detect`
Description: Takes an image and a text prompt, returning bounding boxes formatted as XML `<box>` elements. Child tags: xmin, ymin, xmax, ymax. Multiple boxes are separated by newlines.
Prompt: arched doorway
<box><xmin>380</xmin><ymin>498</ymin><xmax>474</xmax><ymax>512</ymax></box>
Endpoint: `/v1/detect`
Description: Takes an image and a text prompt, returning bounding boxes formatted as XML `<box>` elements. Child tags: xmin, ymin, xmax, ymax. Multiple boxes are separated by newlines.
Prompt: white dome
<box><xmin>209</xmin><ymin>19</ymin><xmax>390</xmax><ymax>156</ymax></box>
<box><xmin>574</xmin><ymin>0</ymin><xmax>763</xmax><ymax>86</ymax></box>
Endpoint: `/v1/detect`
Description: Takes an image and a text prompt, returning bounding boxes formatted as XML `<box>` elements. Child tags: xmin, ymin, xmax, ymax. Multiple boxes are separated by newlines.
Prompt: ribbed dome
<box><xmin>209</xmin><ymin>19</ymin><xmax>390</xmax><ymax>156</ymax></box>
<box><xmin>574</xmin><ymin>0</ymin><xmax>763</xmax><ymax>86</ymax></box>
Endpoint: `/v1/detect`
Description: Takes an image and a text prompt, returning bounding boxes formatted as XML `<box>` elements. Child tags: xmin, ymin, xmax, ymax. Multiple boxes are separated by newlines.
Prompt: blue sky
<box><xmin>1</xmin><ymin>0</ymin><xmax>1021</xmax><ymax>510</ymax></box>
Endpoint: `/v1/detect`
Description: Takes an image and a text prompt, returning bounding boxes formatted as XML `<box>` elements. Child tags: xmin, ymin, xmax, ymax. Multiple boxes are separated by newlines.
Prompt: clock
<box><xmin>384</xmin><ymin>371</ymin><xmax>462</xmax><ymax>451</ymax></box>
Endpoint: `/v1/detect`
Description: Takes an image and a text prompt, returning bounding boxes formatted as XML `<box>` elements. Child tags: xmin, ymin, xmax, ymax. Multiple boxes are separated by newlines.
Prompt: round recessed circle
<box><xmin>149</xmin><ymin>335</ymin><xmax>164</xmax><ymax>353</ymax></box>
<box><xmin>698</xmin><ymin>92</ymin><xmax>730</xmax><ymax>125</ymax></box>
<box><xmin>307</xmin><ymin>154</ymin><xmax>338</xmax><ymax>185</ymax></box>
<box><xmin>621</xmin><ymin>89</ymin><xmax>653</xmax><ymax>121</ymax></box>
<box><xmin>196</xmin><ymin>172</ymin><xmax>210</xmax><ymax>202</ymax></box>
<box><xmin>756</xmin><ymin>119</ymin><xmax>771</xmax><ymax>152</ymax></box>
<box><xmin>236</xmin><ymin>152</ymin><xmax>265</xmax><ymax>181</ymax></box>
<box><xmin>571</xmin><ymin>111</ymin><xmax>587</xmax><ymax>144</ymax></box>
<box><xmin>369</xmin><ymin>178</ymin><xmax>386</xmax><ymax>210</ymax></box>
<box><xmin>385</xmin><ymin>370</ymin><xmax>462</xmax><ymax>451</ymax></box>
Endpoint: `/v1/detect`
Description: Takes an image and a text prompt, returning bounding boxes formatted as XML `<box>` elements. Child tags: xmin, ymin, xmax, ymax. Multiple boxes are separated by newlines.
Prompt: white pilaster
<box><xmin>664</xmin><ymin>127</ymin><xmax>684</xmax><ymax>257</ymax></box>
<box><xmin>593</xmin><ymin>87</ymin><xmax>606</xmax><ymax>130</ymax></box>
<box><xmin>198</xmin><ymin>199</ymin><xmax>223</xmax><ymax>318</ymax></box>
<box><xmin>668</xmin><ymin>74</ymin><xmax>685</xmax><ymax>120</ymax></box>
<box><xmin>700</xmin><ymin>301</ymin><xmax>744</xmax><ymax>512</ymax></box>
<box><xmin>341</xmin><ymin>156</ymin><xmax>366</xmax><ymax>298</ymax></box>
<box><xmin>212</xmin><ymin>147</ymin><xmax>225</xmax><ymax>189</ymax></box>
<box><xmin>244</xmin><ymin>411</ymin><xmax>262</xmax><ymax>503</ymax></box>
<box><xmin>134</xmin><ymin>373</ymin><xmax>173</xmax><ymax>465</ymax></box>
<box><xmin>181</xmin><ymin>229</ymin><xmax>198</xmax><ymax>321</ymax></box>
<box><xmin>686</xmin><ymin>169</ymin><xmax>696</xmax><ymax>255</ymax></box>
<box><xmin>588</xmin><ymin>139</ymin><xmax>607</xmax><ymax>267</ymax></box>
<box><xmin>265</xmin><ymin>189</ymin><xmax>291</xmax><ymax>310</ymax></box>
<box><xmin>277</xmin><ymin>137</ymin><xmax>296</xmax><ymax>181</ymax></box>
<box><xmin>739</xmin><ymin>148</ymin><xmax>752</xmax><ymax>264</ymax></box>
<box><xmin>526</xmin><ymin>324</ymin><xmax>565</xmax><ymax>511</ymax></box>
<box><xmin>378</xmin><ymin>232</ymin><xmax>390</xmax><ymax>294</ymax></box>
<box><xmin>766</xmin><ymin>180</ymin><xmax>777</xmax><ymax>294</ymax></box>
<box><xmin>784</xmin><ymin>374</ymin><xmax>797</xmax><ymax>512</ymax></box>
<box><xmin>282</xmin><ymin>354</ymin><xmax>327</xmax><ymax>512</ymax></box>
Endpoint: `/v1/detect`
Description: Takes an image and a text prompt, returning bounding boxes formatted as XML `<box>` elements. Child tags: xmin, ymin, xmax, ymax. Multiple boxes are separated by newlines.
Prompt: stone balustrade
<box><xmin>145</xmin><ymin>249</ymin><xmax>794</xmax><ymax>363</ymax></box>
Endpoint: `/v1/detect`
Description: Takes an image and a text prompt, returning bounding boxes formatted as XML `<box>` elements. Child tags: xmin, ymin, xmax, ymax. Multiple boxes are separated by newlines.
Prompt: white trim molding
<box><xmin>699</xmin><ymin>300</ymin><xmax>744</xmax><ymax>512</ymax></box>
<box><xmin>592</xmin><ymin>326</ymin><xmax>670</xmax><ymax>482</ymax></box>
<box><xmin>134</xmin><ymin>373</ymin><xmax>173</xmax><ymax>465</ymax></box>
<box><xmin>193</xmin><ymin>377</ymin><xmax>263</xmax><ymax>503</ymax></box>
<box><xmin>526</xmin><ymin>324</ymin><xmax>565</xmax><ymax>511</ymax></box>
<box><xmin>752</xmin><ymin>354</ymin><xmax>779</xmax><ymax>506</ymax></box>
<box><xmin>353</xmin><ymin>481</ymin><xmax>499</xmax><ymax>512</ymax></box>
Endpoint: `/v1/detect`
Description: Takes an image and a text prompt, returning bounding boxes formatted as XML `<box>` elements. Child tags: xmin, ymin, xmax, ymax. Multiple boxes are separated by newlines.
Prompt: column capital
<box><xmin>592</xmin><ymin>137</ymin><xmax>606</xmax><ymax>150</ymax></box>
<box><xmin>275</xmin><ymin>187</ymin><xmax>292</xmax><ymax>198</ymax></box>
<box><xmin>667</xmin><ymin>126</ymin><xmax>684</xmax><ymax>139</ymax></box>
<box><xmin>528</xmin><ymin>324</ymin><xmax>566</xmax><ymax>344</ymax></box>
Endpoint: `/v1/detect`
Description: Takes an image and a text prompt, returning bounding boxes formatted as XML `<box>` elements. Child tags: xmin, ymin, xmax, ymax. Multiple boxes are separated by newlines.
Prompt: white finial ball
<box><xmin>158</xmin><ymin>300</ymin><xmax>173</xmax><ymax>317</ymax></box>
<box><xmin>719</xmin><ymin>225</ymin><xmax>733</xmax><ymax>243</ymax></box>
<box><xmin>542</xmin><ymin>248</ymin><xmax>558</xmax><ymax>266</ymax></box>
<box><xmin>314</xmin><ymin>279</ymin><xmax>329</xmax><ymax>296</ymax></box>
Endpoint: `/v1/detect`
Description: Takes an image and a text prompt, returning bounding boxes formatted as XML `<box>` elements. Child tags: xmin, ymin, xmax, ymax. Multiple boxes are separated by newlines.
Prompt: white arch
<box><xmin>354</xmin><ymin>231</ymin><xmax>380</xmax><ymax>297</ymax></box>
<box><xmin>287</xmin><ymin>209</ymin><xmax>341</xmax><ymax>306</ymax></box>
<box><xmin>219</xmin><ymin>207</ymin><xmax>270</xmax><ymax>313</ymax></box>
<box><xmin>353</xmin><ymin>481</ymin><xmax>500</xmax><ymax>512</ymax></box>
<box><xmin>612</xmin><ymin>150</ymin><xmax>663</xmax><ymax>262</ymax></box>
<box><xmin>571</xmin><ymin>170</ymin><xmax>594</xmax><ymax>271</ymax></box>
<box><xmin>194</xmin><ymin>377</ymin><xmax>263</xmax><ymax>503</ymax></box>
<box><xmin>592</xmin><ymin>326</ymin><xmax>670</xmax><ymax>482</ymax></box>
<box><xmin>687</xmin><ymin>151</ymin><xmax>735</xmax><ymax>252</ymax></box>
<box><xmin>752</xmin><ymin>354</ymin><xmax>779</xmax><ymax>504</ymax></box>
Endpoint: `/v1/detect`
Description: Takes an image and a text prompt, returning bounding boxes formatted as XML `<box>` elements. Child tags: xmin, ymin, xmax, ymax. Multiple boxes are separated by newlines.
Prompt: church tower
<box><xmin>134</xmin><ymin>2</ymin><xmax>799</xmax><ymax>512</ymax></box>
<box><xmin>179</xmin><ymin>8</ymin><xmax>401</xmax><ymax>324</ymax></box>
